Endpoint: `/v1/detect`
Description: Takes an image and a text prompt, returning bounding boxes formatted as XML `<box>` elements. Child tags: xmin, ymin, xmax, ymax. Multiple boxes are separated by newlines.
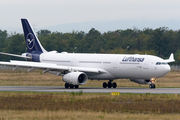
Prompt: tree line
<box><xmin>0</xmin><ymin>27</ymin><xmax>180</xmax><ymax>64</ymax></box>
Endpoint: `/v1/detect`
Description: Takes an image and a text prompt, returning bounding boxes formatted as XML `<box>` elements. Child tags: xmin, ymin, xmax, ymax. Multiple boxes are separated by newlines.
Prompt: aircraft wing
<box><xmin>162</xmin><ymin>53</ymin><xmax>175</xmax><ymax>63</ymax></box>
<box><xmin>0</xmin><ymin>60</ymin><xmax>106</xmax><ymax>74</ymax></box>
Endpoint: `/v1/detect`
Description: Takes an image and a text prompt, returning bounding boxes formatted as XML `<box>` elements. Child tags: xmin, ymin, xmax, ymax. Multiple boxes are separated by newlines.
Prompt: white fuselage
<box><xmin>39</xmin><ymin>52</ymin><xmax>170</xmax><ymax>80</ymax></box>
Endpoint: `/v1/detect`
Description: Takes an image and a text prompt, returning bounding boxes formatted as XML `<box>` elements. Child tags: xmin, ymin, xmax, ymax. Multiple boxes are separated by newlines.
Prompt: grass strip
<box><xmin>0</xmin><ymin>110</ymin><xmax>180</xmax><ymax>120</ymax></box>
<box><xmin>0</xmin><ymin>91</ymin><xmax>180</xmax><ymax>114</ymax></box>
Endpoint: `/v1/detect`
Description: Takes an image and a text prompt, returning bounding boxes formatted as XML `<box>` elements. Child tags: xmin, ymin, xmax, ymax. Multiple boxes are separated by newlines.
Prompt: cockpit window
<box><xmin>156</xmin><ymin>62</ymin><xmax>167</xmax><ymax>65</ymax></box>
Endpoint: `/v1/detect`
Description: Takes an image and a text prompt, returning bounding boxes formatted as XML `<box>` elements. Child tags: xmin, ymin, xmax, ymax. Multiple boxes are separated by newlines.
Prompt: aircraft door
<box><xmin>143</xmin><ymin>59</ymin><xmax>150</xmax><ymax>69</ymax></box>
<box><xmin>71</xmin><ymin>58</ymin><xmax>77</xmax><ymax>66</ymax></box>
<box><xmin>113</xmin><ymin>58</ymin><xmax>119</xmax><ymax>68</ymax></box>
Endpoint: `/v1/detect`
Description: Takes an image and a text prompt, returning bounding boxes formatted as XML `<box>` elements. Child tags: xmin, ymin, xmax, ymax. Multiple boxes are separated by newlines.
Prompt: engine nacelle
<box><xmin>130</xmin><ymin>79</ymin><xmax>151</xmax><ymax>84</ymax></box>
<box><xmin>62</xmin><ymin>72</ymin><xmax>88</xmax><ymax>85</ymax></box>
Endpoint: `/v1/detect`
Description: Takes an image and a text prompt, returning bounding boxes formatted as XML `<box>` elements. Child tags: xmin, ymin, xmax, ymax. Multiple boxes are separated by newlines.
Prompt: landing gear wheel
<box><xmin>149</xmin><ymin>84</ymin><xmax>153</xmax><ymax>89</ymax></box>
<box><xmin>70</xmin><ymin>84</ymin><xmax>74</xmax><ymax>88</ymax></box>
<box><xmin>103</xmin><ymin>82</ymin><xmax>107</xmax><ymax>88</ymax></box>
<box><xmin>112</xmin><ymin>82</ymin><xmax>117</xmax><ymax>88</ymax></box>
<box><xmin>102</xmin><ymin>80</ymin><xmax>117</xmax><ymax>88</ymax></box>
<box><xmin>149</xmin><ymin>84</ymin><xmax>156</xmax><ymax>89</ymax></box>
<box><xmin>108</xmin><ymin>82</ymin><xmax>112</xmax><ymax>88</ymax></box>
<box><xmin>75</xmin><ymin>85</ymin><xmax>79</xmax><ymax>88</ymax></box>
<box><xmin>65</xmin><ymin>83</ymin><xmax>69</xmax><ymax>88</ymax></box>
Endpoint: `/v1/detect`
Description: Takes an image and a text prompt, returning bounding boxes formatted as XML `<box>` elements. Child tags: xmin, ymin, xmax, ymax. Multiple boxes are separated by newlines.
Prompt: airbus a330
<box><xmin>0</xmin><ymin>19</ymin><xmax>175</xmax><ymax>89</ymax></box>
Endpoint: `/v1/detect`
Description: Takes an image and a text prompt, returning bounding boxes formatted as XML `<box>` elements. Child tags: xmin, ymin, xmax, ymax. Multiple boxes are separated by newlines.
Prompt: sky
<box><xmin>0</xmin><ymin>0</ymin><xmax>180</xmax><ymax>33</ymax></box>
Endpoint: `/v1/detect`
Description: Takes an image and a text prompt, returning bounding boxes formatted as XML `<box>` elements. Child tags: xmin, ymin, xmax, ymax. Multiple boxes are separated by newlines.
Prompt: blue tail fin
<box><xmin>21</xmin><ymin>19</ymin><xmax>47</xmax><ymax>53</ymax></box>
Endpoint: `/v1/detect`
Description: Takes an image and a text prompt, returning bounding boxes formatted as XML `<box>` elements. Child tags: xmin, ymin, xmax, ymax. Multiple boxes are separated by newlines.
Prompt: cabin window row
<box><xmin>79</xmin><ymin>61</ymin><xmax>111</xmax><ymax>64</ymax></box>
<box><xmin>156</xmin><ymin>62</ymin><xmax>167</xmax><ymax>65</ymax></box>
<box><xmin>43</xmin><ymin>59</ymin><xmax>112</xmax><ymax>64</ymax></box>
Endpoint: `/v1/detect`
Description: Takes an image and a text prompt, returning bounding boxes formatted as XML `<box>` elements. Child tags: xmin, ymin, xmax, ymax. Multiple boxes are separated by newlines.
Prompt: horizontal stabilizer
<box><xmin>0</xmin><ymin>52</ymin><xmax>31</xmax><ymax>59</ymax></box>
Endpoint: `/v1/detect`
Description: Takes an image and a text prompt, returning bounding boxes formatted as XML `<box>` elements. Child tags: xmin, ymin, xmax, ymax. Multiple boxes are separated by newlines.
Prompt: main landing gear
<box><xmin>65</xmin><ymin>83</ymin><xmax>79</xmax><ymax>89</ymax></box>
<box><xmin>103</xmin><ymin>80</ymin><xmax>117</xmax><ymax>88</ymax></box>
<box><xmin>149</xmin><ymin>84</ymin><xmax>156</xmax><ymax>89</ymax></box>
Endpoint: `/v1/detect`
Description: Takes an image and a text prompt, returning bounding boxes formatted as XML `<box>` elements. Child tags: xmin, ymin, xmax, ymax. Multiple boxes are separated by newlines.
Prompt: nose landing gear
<box><xmin>149</xmin><ymin>78</ymin><xmax>157</xmax><ymax>89</ymax></box>
<box><xmin>149</xmin><ymin>84</ymin><xmax>156</xmax><ymax>89</ymax></box>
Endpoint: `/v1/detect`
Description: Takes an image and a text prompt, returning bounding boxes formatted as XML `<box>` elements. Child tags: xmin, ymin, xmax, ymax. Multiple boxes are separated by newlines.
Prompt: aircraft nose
<box><xmin>161</xmin><ymin>64</ymin><xmax>171</xmax><ymax>76</ymax></box>
<box><xmin>157</xmin><ymin>64</ymin><xmax>171</xmax><ymax>77</ymax></box>
<box><xmin>164</xmin><ymin>64</ymin><xmax>171</xmax><ymax>74</ymax></box>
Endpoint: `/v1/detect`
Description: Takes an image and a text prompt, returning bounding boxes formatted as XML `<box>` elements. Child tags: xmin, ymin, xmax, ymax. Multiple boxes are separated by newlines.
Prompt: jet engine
<box><xmin>130</xmin><ymin>79</ymin><xmax>151</xmax><ymax>84</ymax></box>
<box><xmin>62</xmin><ymin>72</ymin><xmax>88</xmax><ymax>85</ymax></box>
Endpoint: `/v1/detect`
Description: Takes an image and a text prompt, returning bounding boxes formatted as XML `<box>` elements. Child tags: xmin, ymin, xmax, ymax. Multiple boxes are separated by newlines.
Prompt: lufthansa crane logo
<box><xmin>26</xmin><ymin>33</ymin><xmax>35</xmax><ymax>50</ymax></box>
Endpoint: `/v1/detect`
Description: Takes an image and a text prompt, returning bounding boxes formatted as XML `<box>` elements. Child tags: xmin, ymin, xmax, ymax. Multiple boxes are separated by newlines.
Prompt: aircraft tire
<box><xmin>112</xmin><ymin>82</ymin><xmax>117</xmax><ymax>88</ymax></box>
<box><xmin>65</xmin><ymin>83</ymin><xmax>69</xmax><ymax>88</ymax></box>
<box><xmin>149</xmin><ymin>84</ymin><xmax>153</xmax><ymax>89</ymax></box>
<box><xmin>70</xmin><ymin>84</ymin><xmax>74</xmax><ymax>88</ymax></box>
<box><xmin>149</xmin><ymin>84</ymin><xmax>156</xmax><ymax>89</ymax></box>
<box><xmin>108</xmin><ymin>82</ymin><xmax>112</xmax><ymax>88</ymax></box>
<box><xmin>75</xmin><ymin>85</ymin><xmax>79</xmax><ymax>88</ymax></box>
<box><xmin>103</xmin><ymin>82</ymin><xmax>107</xmax><ymax>88</ymax></box>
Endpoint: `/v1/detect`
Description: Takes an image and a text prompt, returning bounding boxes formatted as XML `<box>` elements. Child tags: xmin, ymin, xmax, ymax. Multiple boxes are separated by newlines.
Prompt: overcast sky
<box><xmin>0</xmin><ymin>0</ymin><xmax>180</xmax><ymax>32</ymax></box>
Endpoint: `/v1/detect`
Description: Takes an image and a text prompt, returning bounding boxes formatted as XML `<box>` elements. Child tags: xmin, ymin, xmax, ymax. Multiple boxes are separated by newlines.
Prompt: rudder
<box><xmin>21</xmin><ymin>19</ymin><xmax>47</xmax><ymax>53</ymax></box>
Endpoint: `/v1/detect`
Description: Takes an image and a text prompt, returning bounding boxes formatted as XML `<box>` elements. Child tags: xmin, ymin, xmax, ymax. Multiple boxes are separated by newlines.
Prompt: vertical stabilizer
<box><xmin>21</xmin><ymin>19</ymin><xmax>47</xmax><ymax>53</ymax></box>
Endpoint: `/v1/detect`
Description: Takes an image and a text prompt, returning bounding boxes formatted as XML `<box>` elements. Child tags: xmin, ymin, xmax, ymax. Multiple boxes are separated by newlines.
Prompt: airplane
<box><xmin>0</xmin><ymin>19</ymin><xmax>175</xmax><ymax>89</ymax></box>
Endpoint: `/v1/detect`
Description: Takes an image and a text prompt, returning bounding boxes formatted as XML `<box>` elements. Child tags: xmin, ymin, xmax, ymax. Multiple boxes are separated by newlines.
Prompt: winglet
<box><xmin>163</xmin><ymin>53</ymin><xmax>175</xmax><ymax>63</ymax></box>
<box><xmin>169</xmin><ymin>53</ymin><xmax>175</xmax><ymax>62</ymax></box>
